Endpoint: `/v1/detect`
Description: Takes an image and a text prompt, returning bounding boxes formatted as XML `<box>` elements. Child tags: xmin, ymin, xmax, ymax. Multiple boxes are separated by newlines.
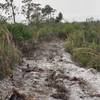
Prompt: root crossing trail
<box><xmin>0</xmin><ymin>40</ymin><xmax>100</xmax><ymax>100</ymax></box>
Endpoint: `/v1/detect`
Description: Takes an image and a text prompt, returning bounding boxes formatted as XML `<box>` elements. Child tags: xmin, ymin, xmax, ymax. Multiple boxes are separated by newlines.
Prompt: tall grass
<box><xmin>7</xmin><ymin>23</ymin><xmax>33</xmax><ymax>43</ymax></box>
<box><xmin>0</xmin><ymin>25</ymin><xmax>21</xmax><ymax>79</ymax></box>
<box><xmin>65</xmin><ymin>22</ymin><xmax>100</xmax><ymax>70</ymax></box>
<box><xmin>0</xmin><ymin>21</ymin><xmax>100</xmax><ymax>77</ymax></box>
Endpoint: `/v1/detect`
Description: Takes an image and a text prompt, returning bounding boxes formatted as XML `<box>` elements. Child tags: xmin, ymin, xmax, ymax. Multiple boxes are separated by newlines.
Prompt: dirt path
<box><xmin>0</xmin><ymin>40</ymin><xmax>100</xmax><ymax>100</ymax></box>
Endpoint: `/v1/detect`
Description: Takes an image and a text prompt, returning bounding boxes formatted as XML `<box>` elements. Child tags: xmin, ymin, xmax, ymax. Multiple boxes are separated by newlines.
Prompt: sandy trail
<box><xmin>0</xmin><ymin>40</ymin><xmax>100</xmax><ymax>100</ymax></box>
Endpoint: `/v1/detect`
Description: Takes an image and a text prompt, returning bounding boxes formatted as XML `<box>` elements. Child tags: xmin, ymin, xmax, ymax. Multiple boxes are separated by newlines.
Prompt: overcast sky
<box><xmin>1</xmin><ymin>0</ymin><xmax>100</xmax><ymax>22</ymax></box>
<box><xmin>35</xmin><ymin>0</ymin><xmax>100</xmax><ymax>21</ymax></box>
<box><xmin>36</xmin><ymin>0</ymin><xmax>100</xmax><ymax>22</ymax></box>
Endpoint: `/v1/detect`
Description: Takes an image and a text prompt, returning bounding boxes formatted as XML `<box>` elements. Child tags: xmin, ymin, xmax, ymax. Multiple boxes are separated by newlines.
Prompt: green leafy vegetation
<box><xmin>65</xmin><ymin>22</ymin><xmax>100</xmax><ymax>70</ymax></box>
<box><xmin>73</xmin><ymin>48</ymin><xmax>100</xmax><ymax>70</ymax></box>
<box><xmin>7</xmin><ymin>23</ymin><xmax>33</xmax><ymax>43</ymax></box>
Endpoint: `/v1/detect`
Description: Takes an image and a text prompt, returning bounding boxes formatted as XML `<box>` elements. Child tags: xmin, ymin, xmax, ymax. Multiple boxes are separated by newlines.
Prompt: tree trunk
<box><xmin>11</xmin><ymin>2</ymin><xmax>16</xmax><ymax>23</ymax></box>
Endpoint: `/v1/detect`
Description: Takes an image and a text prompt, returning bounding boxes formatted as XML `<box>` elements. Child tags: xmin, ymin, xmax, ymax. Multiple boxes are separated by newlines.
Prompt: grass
<box><xmin>65</xmin><ymin>21</ymin><xmax>100</xmax><ymax>70</ymax></box>
<box><xmin>0</xmin><ymin>21</ymin><xmax>100</xmax><ymax>79</ymax></box>
<box><xmin>7</xmin><ymin>23</ymin><xmax>33</xmax><ymax>43</ymax></box>
<box><xmin>6</xmin><ymin>22</ymin><xmax>100</xmax><ymax>71</ymax></box>
<box><xmin>0</xmin><ymin>25</ymin><xmax>21</xmax><ymax>79</ymax></box>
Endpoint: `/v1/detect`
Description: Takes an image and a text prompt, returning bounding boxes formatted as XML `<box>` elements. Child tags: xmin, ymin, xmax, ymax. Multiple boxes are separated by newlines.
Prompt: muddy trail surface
<box><xmin>0</xmin><ymin>40</ymin><xmax>100</xmax><ymax>100</ymax></box>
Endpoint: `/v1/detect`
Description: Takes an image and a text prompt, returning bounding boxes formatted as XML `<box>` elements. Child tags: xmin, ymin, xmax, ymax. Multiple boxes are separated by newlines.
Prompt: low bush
<box><xmin>7</xmin><ymin>23</ymin><xmax>33</xmax><ymax>44</ymax></box>
<box><xmin>73</xmin><ymin>48</ymin><xmax>100</xmax><ymax>70</ymax></box>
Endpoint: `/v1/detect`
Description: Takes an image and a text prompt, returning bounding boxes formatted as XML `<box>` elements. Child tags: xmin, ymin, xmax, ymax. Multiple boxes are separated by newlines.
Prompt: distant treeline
<box><xmin>0</xmin><ymin>0</ymin><xmax>63</xmax><ymax>24</ymax></box>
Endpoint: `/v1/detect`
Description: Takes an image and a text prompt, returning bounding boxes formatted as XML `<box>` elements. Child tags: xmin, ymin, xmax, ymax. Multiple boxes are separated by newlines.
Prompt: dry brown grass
<box><xmin>0</xmin><ymin>25</ymin><xmax>21</xmax><ymax>78</ymax></box>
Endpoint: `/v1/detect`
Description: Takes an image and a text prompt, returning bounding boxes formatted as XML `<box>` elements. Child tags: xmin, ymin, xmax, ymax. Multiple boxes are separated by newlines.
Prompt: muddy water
<box><xmin>0</xmin><ymin>40</ymin><xmax>100</xmax><ymax>100</ymax></box>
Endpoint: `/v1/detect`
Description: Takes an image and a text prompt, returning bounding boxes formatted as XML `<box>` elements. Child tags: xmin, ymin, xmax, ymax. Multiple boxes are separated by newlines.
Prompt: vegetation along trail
<box><xmin>0</xmin><ymin>39</ymin><xmax>100</xmax><ymax>100</ymax></box>
<box><xmin>0</xmin><ymin>0</ymin><xmax>100</xmax><ymax>100</ymax></box>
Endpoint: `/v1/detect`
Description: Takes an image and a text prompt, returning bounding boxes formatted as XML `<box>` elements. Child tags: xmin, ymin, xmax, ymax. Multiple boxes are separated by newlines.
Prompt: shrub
<box><xmin>7</xmin><ymin>23</ymin><xmax>33</xmax><ymax>43</ymax></box>
<box><xmin>73</xmin><ymin>48</ymin><xmax>100</xmax><ymax>70</ymax></box>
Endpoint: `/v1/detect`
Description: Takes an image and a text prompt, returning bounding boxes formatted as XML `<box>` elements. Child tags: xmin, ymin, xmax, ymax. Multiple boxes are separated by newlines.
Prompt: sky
<box><xmin>36</xmin><ymin>0</ymin><xmax>100</xmax><ymax>22</ymax></box>
<box><xmin>1</xmin><ymin>0</ymin><xmax>100</xmax><ymax>22</ymax></box>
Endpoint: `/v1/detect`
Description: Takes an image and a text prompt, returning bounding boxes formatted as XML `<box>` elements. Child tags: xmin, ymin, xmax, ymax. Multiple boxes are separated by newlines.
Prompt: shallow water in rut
<box><xmin>0</xmin><ymin>40</ymin><xmax>100</xmax><ymax>100</ymax></box>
